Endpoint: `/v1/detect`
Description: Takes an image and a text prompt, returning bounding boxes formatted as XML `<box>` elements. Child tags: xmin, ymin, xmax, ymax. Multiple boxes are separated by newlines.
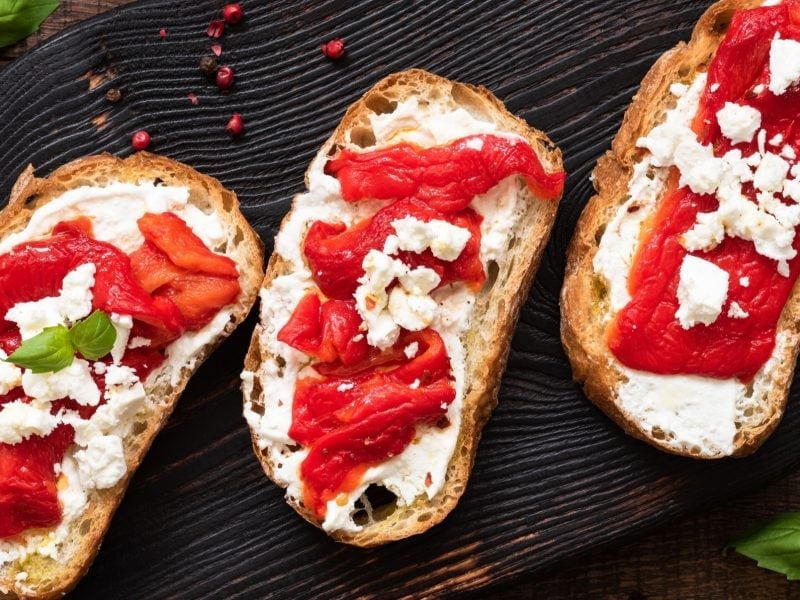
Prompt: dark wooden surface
<box><xmin>3</xmin><ymin>1</ymin><xmax>800</xmax><ymax>598</ymax></box>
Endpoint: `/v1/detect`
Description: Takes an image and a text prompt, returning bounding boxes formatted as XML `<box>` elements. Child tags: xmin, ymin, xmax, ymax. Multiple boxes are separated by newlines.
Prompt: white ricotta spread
<box><xmin>243</xmin><ymin>96</ymin><xmax>528</xmax><ymax>532</ymax></box>
<box><xmin>594</xmin><ymin>64</ymin><xmax>800</xmax><ymax>457</ymax></box>
<box><xmin>0</xmin><ymin>182</ymin><xmax>238</xmax><ymax>566</ymax></box>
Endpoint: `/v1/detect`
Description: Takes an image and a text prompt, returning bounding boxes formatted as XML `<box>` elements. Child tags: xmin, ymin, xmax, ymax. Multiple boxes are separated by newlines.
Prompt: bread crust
<box><xmin>0</xmin><ymin>152</ymin><xmax>264</xmax><ymax>598</ymax></box>
<box><xmin>560</xmin><ymin>0</ymin><xmax>800</xmax><ymax>459</ymax></box>
<box><xmin>243</xmin><ymin>68</ymin><xmax>563</xmax><ymax>546</ymax></box>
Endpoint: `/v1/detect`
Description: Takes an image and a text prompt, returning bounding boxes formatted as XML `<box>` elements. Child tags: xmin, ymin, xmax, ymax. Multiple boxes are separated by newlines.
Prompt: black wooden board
<box><xmin>1</xmin><ymin>0</ymin><xmax>798</xmax><ymax>598</ymax></box>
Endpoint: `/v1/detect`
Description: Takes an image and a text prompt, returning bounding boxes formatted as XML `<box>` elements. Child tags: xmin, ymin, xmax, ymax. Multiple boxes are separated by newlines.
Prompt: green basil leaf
<box><xmin>727</xmin><ymin>513</ymin><xmax>800</xmax><ymax>580</ymax></box>
<box><xmin>69</xmin><ymin>310</ymin><xmax>116</xmax><ymax>361</ymax></box>
<box><xmin>5</xmin><ymin>325</ymin><xmax>74</xmax><ymax>373</ymax></box>
<box><xmin>0</xmin><ymin>0</ymin><xmax>60</xmax><ymax>48</ymax></box>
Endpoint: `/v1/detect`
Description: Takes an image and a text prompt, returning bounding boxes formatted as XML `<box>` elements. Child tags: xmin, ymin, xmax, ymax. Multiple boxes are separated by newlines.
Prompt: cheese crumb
<box><xmin>716</xmin><ymin>102</ymin><xmax>761</xmax><ymax>144</ymax></box>
<box><xmin>675</xmin><ymin>255</ymin><xmax>730</xmax><ymax>329</ymax></box>
<box><xmin>740</xmin><ymin>276</ymin><xmax>750</xmax><ymax>287</ymax></box>
<box><xmin>74</xmin><ymin>434</ymin><xmax>127</xmax><ymax>489</ymax></box>
<box><xmin>753</xmin><ymin>153</ymin><xmax>790</xmax><ymax>193</ymax></box>
<box><xmin>769</xmin><ymin>38</ymin><xmax>800</xmax><ymax>96</ymax></box>
<box><xmin>404</xmin><ymin>342</ymin><xmax>419</xmax><ymax>359</ymax></box>
<box><xmin>728</xmin><ymin>301</ymin><xmax>749</xmax><ymax>319</ymax></box>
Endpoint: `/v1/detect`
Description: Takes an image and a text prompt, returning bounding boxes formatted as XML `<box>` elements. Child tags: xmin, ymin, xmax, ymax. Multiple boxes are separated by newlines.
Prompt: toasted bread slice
<box><xmin>0</xmin><ymin>153</ymin><xmax>264</xmax><ymax>598</ymax></box>
<box><xmin>561</xmin><ymin>0</ymin><xmax>799</xmax><ymax>459</ymax></box>
<box><xmin>242</xmin><ymin>69</ymin><xmax>564</xmax><ymax>545</ymax></box>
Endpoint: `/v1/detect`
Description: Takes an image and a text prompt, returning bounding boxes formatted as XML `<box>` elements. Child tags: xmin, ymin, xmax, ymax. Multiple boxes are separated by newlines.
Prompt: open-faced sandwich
<box><xmin>0</xmin><ymin>153</ymin><xmax>263</xmax><ymax>598</ymax></box>
<box><xmin>242</xmin><ymin>69</ymin><xmax>565</xmax><ymax>545</ymax></box>
<box><xmin>562</xmin><ymin>0</ymin><xmax>800</xmax><ymax>458</ymax></box>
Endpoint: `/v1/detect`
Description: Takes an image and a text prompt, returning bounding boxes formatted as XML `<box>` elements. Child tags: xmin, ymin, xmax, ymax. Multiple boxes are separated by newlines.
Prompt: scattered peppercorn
<box><xmin>207</xmin><ymin>19</ymin><xmax>225</xmax><ymax>38</ymax></box>
<box><xmin>105</xmin><ymin>88</ymin><xmax>122</xmax><ymax>103</ymax></box>
<box><xmin>187</xmin><ymin>93</ymin><xmax>199</xmax><ymax>106</ymax></box>
<box><xmin>159</xmin><ymin>28</ymin><xmax>168</xmax><ymax>39</ymax></box>
<box><xmin>321</xmin><ymin>38</ymin><xmax>346</xmax><ymax>60</ymax></box>
<box><xmin>226</xmin><ymin>113</ymin><xmax>244</xmax><ymax>136</ymax></box>
<box><xmin>222</xmin><ymin>3</ymin><xmax>243</xmax><ymax>25</ymax></box>
<box><xmin>211</xmin><ymin>43</ymin><xmax>222</xmax><ymax>57</ymax></box>
<box><xmin>131</xmin><ymin>130</ymin><xmax>151</xmax><ymax>151</ymax></box>
<box><xmin>199</xmin><ymin>56</ymin><xmax>218</xmax><ymax>76</ymax></box>
<box><xmin>216</xmin><ymin>66</ymin><xmax>235</xmax><ymax>90</ymax></box>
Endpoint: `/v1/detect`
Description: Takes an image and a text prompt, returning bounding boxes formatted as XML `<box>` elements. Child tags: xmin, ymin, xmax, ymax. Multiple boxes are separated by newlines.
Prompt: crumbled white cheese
<box><xmin>74</xmin><ymin>434</ymin><xmax>127</xmax><ymax>489</ymax></box>
<box><xmin>5</xmin><ymin>263</ymin><xmax>96</xmax><ymax>340</ymax></box>
<box><xmin>754</xmin><ymin>152</ymin><xmax>791</xmax><ymax>193</ymax></box>
<box><xmin>0</xmin><ymin>400</ymin><xmax>59</xmax><ymax>444</ymax></box>
<box><xmin>384</xmin><ymin>216</ymin><xmax>471</xmax><ymax>261</ymax></box>
<box><xmin>769</xmin><ymin>38</ymin><xmax>800</xmax><ymax>96</ymax></box>
<box><xmin>728</xmin><ymin>301</ymin><xmax>749</xmax><ymax>319</ymax></box>
<box><xmin>128</xmin><ymin>336</ymin><xmax>150</xmax><ymax>349</ymax></box>
<box><xmin>740</xmin><ymin>276</ymin><xmax>750</xmax><ymax>287</ymax></box>
<box><xmin>783</xmin><ymin>145</ymin><xmax>797</xmax><ymax>160</ymax></box>
<box><xmin>716</xmin><ymin>102</ymin><xmax>761</xmax><ymax>144</ymax></box>
<box><xmin>354</xmin><ymin>250</ymin><xmax>441</xmax><ymax>349</ymax></box>
<box><xmin>404</xmin><ymin>342</ymin><xmax>419</xmax><ymax>359</ymax></box>
<box><xmin>110</xmin><ymin>314</ymin><xmax>132</xmax><ymax>364</ymax></box>
<box><xmin>783</xmin><ymin>177</ymin><xmax>800</xmax><ymax>202</ymax></box>
<box><xmin>710</xmin><ymin>82</ymin><xmax>720</xmax><ymax>92</ymax></box>
<box><xmin>0</xmin><ymin>349</ymin><xmax>22</xmax><ymax>395</ymax></box>
<box><xmin>675</xmin><ymin>255</ymin><xmax>730</xmax><ymax>329</ymax></box>
<box><xmin>769</xmin><ymin>133</ymin><xmax>784</xmax><ymax>146</ymax></box>
<box><xmin>336</xmin><ymin>382</ymin><xmax>354</xmax><ymax>393</ymax></box>
<box><xmin>22</xmin><ymin>359</ymin><xmax>101</xmax><ymax>407</ymax></box>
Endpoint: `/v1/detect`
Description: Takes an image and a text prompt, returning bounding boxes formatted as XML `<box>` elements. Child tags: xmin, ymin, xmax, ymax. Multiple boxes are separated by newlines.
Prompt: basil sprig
<box><xmin>0</xmin><ymin>1</ymin><xmax>60</xmax><ymax>48</ymax></box>
<box><xmin>726</xmin><ymin>512</ymin><xmax>800</xmax><ymax>580</ymax></box>
<box><xmin>5</xmin><ymin>310</ymin><xmax>117</xmax><ymax>373</ymax></box>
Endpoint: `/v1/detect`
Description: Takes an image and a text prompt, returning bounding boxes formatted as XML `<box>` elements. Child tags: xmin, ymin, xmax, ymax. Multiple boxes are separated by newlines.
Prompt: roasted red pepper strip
<box><xmin>278</xmin><ymin>293</ymin><xmax>369</xmax><ymax>365</ymax></box>
<box><xmin>325</xmin><ymin>134</ymin><xmax>564</xmax><ymax>212</ymax></box>
<box><xmin>608</xmin><ymin>2</ymin><xmax>800</xmax><ymax>380</ymax></box>
<box><xmin>290</xmin><ymin>329</ymin><xmax>454</xmax><ymax>517</ymax></box>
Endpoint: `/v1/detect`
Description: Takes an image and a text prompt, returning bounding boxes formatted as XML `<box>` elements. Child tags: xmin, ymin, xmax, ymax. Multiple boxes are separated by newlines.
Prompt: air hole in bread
<box><xmin>233</xmin><ymin>226</ymin><xmax>245</xmax><ymax>246</ymax></box>
<box><xmin>483</xmin><ymin>260</ymin><xmax>500</xmax><ymax>292</ymax></box>
<box><xmin>350</xmin><ymin>126</ymin><xmax>377</xmax><ymax>148</ymax></box>
<box><xmin>416</xmin><ymin>512</ymin><xmax>432</xmax><ymax>523</ymax></box>
<box><xmin>712</xmin><ymin>9</ymin><xmax>734</xmax><ymax>35</ymax></box>
<box><xmin>364</xmin><ymin>94</ymin><xmax>397</xmax><ymax>115</ymax></box>
<box><xmin>222</xmin><ymin>191</ymin><xmax>234</xmax><ymax>212</ymax></box>
<box><xmin>79</xmin><ymin>519</ymin><xmax>91</xmax><ymax>535</ymax></box>
<box><xmin>594</xmin><ymin>224</ymin><xmax>607</xmax><ymax>245</ymax></box>
<box><xmin>132</xmin><ymin>421</ymin><xmax>146</xmax><ymax>435</ymax></box>
<box><xmin>358</xmin><ymin>484</ymin><xmax>398</xmax><ymax>523</ymax></box>
<box><xmin>592</xmin><ymin>276</ymin><xmax>608</xmax><ymax>303</ymax></box>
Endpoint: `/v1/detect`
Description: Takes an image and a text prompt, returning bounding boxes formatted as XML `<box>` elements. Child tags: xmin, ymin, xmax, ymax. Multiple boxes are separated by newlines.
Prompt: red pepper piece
<box><xmin>137</xmin><ymin>212</ymin><xmax>238</xmax><ymax>278</ymax></box>
<box><xmin>325</xmin><ymin>134</ymin><xmax>565</xmax><ymax>213</ymax></box>
<box><xmin>278</xmin><ymin>293</ymin><xmax>368</xmax><ymax>365</ymax></box>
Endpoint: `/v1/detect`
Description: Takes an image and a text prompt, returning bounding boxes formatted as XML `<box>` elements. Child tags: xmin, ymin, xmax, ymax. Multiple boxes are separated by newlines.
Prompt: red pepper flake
<box><xmin>424</xmin><ymin>472</ymin><xmax>432</xmax><ymax>487</ymax></box>
<box><xmin>226</xmin><ymin>113</ymin><xmax>244</xmax><ymax>136</ymax></box>
<box><xmin>222</xmin><ymin>3</ymin><xmax>244</xmax><ymax>25</ymax></box>
<box><xmin>207</xmin><ymin>19</ymin><xmax>225</xmax><ymax>38</ymax></box>
<box><xmin>321</xmin><ymin>38</ymin><xmax>345</xmax><ymax>60</ymax></box>
<box><xmin>159</xmin><ymin>28</ymin><xmax>168</xmax><ymax>39</ymax></box>
<box><xmin>187</xmin><ymin>93</ymin><xmax>199</xmax><ymax>106</ymax></box>
<box><xmin>211</xmin><ymin>43</ymin><xmax>222</xmax><ymax>57</ymax></box>
<box><xmin>131</xmin><ymin>130</ymin><xmax>151</xmax><ymax>151</ymax></box>
<box><xmin>216</xmin><ymin>66</ymin><xmax>235</xmax><ymax>90</ymax></box>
